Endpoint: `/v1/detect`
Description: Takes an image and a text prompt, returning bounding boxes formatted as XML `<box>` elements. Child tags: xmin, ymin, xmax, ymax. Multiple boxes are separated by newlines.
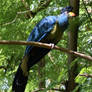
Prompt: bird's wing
<box><xmin>25</xmin><ymin>16</ymin><xmax>57</xmax><ymax>55</ymax></box>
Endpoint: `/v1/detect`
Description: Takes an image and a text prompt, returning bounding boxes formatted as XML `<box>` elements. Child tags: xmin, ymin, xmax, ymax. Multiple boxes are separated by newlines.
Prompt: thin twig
<box><xmin>21</xmin><ymin>0</ymin><xmax>34</xmax><ymax>18</ymax></box>
<box><xmin>32</xmin><ymin>88</ymin><xmax>64</xmax><ymax>92</ymax></box>
<box><xmin>1</xmin><ymin>10</ymin><xmax>32</xmax><ymax>26</ymax></box>
<box><xmin>0</xmin><ymin>40</ymin><xmax>92</xmax><ymax>61</ymax></box>
<box><xmin>1</xmin><ymin>0</ymin><xmax>51</xmax><ymax>26</ymax></box>
<box><xmin>79</xmin><ymin>74</ymin><xmax>92</xmax><ymax>78</ymax></box>
<box><xmin>2</xmin><ymin>14</ymin><xmax>18</xmax><ymax>26</ymax></box>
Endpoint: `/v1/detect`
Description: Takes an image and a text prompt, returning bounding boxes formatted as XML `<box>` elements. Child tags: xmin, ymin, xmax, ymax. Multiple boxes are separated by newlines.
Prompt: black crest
<box><xmin>61</xmin><ymin>6</ymin><xmax>73</xmax><ymax>14</ymax></box>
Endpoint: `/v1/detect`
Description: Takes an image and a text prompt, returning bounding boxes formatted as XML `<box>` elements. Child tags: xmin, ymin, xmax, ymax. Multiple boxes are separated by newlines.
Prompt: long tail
<box><xmin>12</xmin><ymin>47</ymin><xmax>50</xmax><ymax>92</ymax></box>
<box><xmin>12</xmin><ymin>55</ymin><xmax>29</xmax><ymax>92</ymax></box>
<box><xmin>12</xmin><ymin>65</ymin><xmax>28</xmax><ymax>92</ymax></box>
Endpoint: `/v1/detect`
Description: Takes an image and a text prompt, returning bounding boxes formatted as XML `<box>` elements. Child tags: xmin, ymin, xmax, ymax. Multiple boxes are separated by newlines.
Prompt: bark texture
<box><xmin>65</xmin><ymin>0</ymin><xmax>80</xmax><ymax>92</ymax></box>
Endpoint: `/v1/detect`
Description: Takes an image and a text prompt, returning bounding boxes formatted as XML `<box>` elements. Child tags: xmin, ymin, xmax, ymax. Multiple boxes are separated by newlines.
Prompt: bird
<box><xmin>12</xmin><ymin>6</ymin><xmax>75</xmax><ymax>92</ymax></box>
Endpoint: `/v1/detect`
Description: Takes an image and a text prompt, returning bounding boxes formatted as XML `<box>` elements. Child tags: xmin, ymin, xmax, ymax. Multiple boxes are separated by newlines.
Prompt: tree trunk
<box><xmin>65</xmin><ymin>0</ymin><xmax>80</xmax><ymax>92</ymax></box>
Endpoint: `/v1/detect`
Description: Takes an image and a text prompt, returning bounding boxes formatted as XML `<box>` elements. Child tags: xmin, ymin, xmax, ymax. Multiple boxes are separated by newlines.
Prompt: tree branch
<box><xmin>32</xmin><ymin>88</ymin><xmax>64</xmax><ymax>92</ymax></box>
<box><xmin>1</xmin><ymin>14</ymin><xmax>18</xmax><ymax>26</ymax></box>
<box><xmin>1</xmin><ymin>0</ymin><xmax>51</xmax><ymax>26</ymax></box>
<box><xmin>0</xmin><ymin>40</ymin><xmax>92</xmax><ymax>61</ymax></box>
<box><xmin>21</xmin><ymin>0</ymin><xmax>52</xmax><ymax>18</ymax></box>
<box><xmin>1</xmin><ymin>10</ymin><xmax>33</xmax><ymax>26</ymax></box>
<box><xmin>21</xmin><ymin>0</ymin><xmax>35</xmax><ymax>18</ymax></box>
<box><xmin>79</xmin><ymin>74</ymin><xmax>92</xmax><ymax>78</ymax></box>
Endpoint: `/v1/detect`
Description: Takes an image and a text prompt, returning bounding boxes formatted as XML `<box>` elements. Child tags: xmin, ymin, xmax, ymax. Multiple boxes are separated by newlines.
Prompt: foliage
<box><xmin>0</xmin><ymin>0</ymin><xmax>92</xmax><ymax>92</ymax></box>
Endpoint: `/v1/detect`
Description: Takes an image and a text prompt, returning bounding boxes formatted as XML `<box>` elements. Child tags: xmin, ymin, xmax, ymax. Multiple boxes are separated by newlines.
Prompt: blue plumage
<box><xmin>12</xmin><ymin>6</ymin><xmax>75</xmax><ymax>92</ymax></box>
<box><xmin>25</xmin><ymin>16</ymin><xmax>56</xmax><ymax>54</ymax></box>
<box><xmin>25</xmin><ymin>13</ymin><xmax>68</xmax><ymax>55</ymax></box>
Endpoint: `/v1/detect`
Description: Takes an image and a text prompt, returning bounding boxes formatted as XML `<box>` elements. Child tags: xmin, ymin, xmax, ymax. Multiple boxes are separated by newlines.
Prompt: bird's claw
<box><xmin>50</xmin><ymin>43</ymin><xmax>55</xmax><ymax>49</ymax></box>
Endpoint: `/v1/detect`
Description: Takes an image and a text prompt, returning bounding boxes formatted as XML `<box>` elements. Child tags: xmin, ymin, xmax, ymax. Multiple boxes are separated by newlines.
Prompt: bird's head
<box><xmin>61</xmin><ymin>6</ymin><xmax>76</xmax><ymax>18</ymax></box>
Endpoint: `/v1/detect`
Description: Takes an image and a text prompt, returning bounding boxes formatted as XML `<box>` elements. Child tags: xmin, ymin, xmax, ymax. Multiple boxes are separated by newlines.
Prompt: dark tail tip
<box><xmin>12</xmin><ymin>66</ymin><xmax>28</xmax><ymax>92</ymax></box>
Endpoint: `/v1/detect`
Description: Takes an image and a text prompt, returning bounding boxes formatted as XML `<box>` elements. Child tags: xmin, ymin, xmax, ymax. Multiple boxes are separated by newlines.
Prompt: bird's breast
<box><xmin>47</xmin><ymin>21</ymin><xmax>63</xmax><ymax>44</ymax></box>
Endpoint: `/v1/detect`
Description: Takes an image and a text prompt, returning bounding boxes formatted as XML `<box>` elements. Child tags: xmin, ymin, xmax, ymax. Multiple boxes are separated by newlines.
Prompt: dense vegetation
<box><xmin>0</xmin><ymin>0</ymin><xmax>92</xmax><ymax>92</ymax></box>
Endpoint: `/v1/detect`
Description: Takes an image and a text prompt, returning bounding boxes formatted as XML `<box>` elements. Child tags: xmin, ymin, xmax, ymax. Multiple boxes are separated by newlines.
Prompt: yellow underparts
<box><xmin>21</xmin><ymin>55</ymin><xmax>28</xmax><ymax>76</ymax></box>
<box><xmin>48</xmin><ymin>21</ymin><xmax>63</xmax><ymax>43</ymax></box>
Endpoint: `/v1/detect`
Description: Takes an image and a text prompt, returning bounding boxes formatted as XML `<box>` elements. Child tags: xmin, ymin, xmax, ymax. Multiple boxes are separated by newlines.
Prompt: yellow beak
<box><xmin>69</xmin><ymin>12</ymin><xmax>76</xmax><ymax>17</ymax></box>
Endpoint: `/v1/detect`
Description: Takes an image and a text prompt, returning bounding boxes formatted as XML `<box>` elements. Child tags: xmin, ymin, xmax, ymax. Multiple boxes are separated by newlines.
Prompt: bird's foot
<box><xmin>50</xmin><ymin>43</ymin><xmax>55</xmax><ymax>49</ymax></box>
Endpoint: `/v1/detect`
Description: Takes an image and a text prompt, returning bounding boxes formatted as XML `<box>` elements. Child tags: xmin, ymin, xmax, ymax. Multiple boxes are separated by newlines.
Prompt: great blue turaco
<box><xmin>12</xmin><ymin>6</ymin><xmax>76</xmax><ymax>92</ymax></box>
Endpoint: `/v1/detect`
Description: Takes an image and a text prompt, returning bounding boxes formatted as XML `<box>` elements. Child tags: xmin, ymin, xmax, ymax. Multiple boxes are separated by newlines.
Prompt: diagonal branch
<box><xmin>82</xmin><ymin>0</ymin><xmax>92</xmax><ymax>22</ymax></box>
<box><xmin>0</xmin><ymin>40</ymin><xmax>92</xmax><ymax>61</ymax></box>
<box><xmin>1</xmin><ymin>0</ymin><xmax>51</xmax><ymax>26</ymax></box>
<box><xmin>1</xmin><ymin>10</ymin><xmax>32</xmax><ymax>26</ymax></box>
<box><xmin>2</xmin><ymin>14</ymin><xmax>18</xmax><ymax>26</ymax></box>
<box><xmin>79</xmin><ymin>74</ymin><xmax>92</xmax><ymax>78</ymax></box>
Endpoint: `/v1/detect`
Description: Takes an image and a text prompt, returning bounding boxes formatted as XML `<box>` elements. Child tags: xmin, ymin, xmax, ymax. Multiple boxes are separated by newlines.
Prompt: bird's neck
<box><xmin>57</xmin><ymin>14</ymin><xmax>68</xmax><ymax>27</ymax></box>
